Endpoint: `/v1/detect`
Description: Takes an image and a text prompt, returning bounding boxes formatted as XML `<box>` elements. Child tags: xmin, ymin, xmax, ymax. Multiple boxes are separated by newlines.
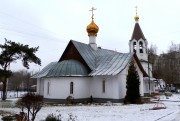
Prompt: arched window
<box><xmin>47</xmin><ymin>82</ymin><xmax>50</xmax><ymax>95</ymax></box>
<box><xmin>102</xmin><ymin>79</ymin><xmax>105</xmax><ymax>93</ymax></box>
<box><xmin>70</xmin><ymin>82</ymin><xmax>74</xmax><ymax>94</ymax></box>
<box><xmin>139</xmin><ymin>41</ymin><xmax>143</xmax><ymax>53</ymax></box>
<box><xmin>133</xmin><ymin>42</ymin><xmax>136</xmax><ymax>53</ymax></box>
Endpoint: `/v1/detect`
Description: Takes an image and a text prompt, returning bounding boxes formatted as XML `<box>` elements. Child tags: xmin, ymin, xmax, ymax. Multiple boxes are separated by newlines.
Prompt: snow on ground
<box><xmin>0</xmin><ymin>93</ymin><xmax>180</xmax><ymax>121</ymax></box>
<box><xmin>0</xmin><ymin>91</ymin><xmax>27</xmax><ymax>100</ymax></box>
<box><xmin>35</xmin><ymin>102</ymin><xmax>179</xmax><ymax>121</ymax></box>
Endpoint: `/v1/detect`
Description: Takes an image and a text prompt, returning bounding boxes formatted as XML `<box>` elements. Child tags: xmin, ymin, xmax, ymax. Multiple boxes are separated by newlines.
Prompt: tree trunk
<box><xmin>2</xmin><ymin>77</ymin><xmax>7</xmax><ymax>100</ymax></box>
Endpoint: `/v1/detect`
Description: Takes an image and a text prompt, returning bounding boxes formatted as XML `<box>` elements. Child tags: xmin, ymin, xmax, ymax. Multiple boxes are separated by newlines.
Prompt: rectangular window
<box><xmin>102</xmin><ymin>80</ymin><xmax>105</xmax><ymax>93</ymax></box>
<box><xmin>70</xmin><ymin>82</ymin><xmax>73</xmax><ymax>94</ymax></box>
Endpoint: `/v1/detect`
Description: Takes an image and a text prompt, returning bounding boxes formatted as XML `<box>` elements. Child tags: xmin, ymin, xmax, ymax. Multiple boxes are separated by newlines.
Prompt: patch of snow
<box><xmin>0</xmin><ymin>94</ymin><xmax>180</xmax><ymax>121</ymax></box>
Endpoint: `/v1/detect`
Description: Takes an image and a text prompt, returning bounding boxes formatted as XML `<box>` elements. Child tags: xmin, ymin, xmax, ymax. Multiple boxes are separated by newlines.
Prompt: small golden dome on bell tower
<box><xmin>86</xmin><ymin>7</ymin><xmax>99</xmax><ymax>36</ymax></box>
<box><xmin>134</xmin><ymin>15</ymin><xmax>139</xmax><ymax>21</ymax></box>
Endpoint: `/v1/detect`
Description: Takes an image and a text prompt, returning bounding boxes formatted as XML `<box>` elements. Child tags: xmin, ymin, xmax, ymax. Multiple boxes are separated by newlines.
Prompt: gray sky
<box><xmin>0</xmin><ymin>0</ymin><xmax>180</xmax><ymax>71</ymax></box>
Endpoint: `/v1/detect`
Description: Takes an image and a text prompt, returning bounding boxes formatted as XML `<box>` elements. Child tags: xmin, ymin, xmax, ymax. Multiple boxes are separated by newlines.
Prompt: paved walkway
<box><xmin>158</xmin><ymin>111</ymin><xmax>180</xmax><ymax>121</ymax></box>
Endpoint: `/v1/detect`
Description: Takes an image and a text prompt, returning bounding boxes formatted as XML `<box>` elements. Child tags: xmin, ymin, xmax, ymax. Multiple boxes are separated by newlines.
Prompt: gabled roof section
<box><xmin>90</xmin><ymin>53</ymin><xmax>133</xmax><ymax>76</ymax></box>
<box><xmin>71</xmin><ymin>40</ymin><xmax>117</xmax><ymax>70</ymax></box>
<box><xmin>59</xmin><ymin>40</ymin><xmax>91</xmax><ymax>72</ymax></box>
<box><xmin>130</xmin><ymin>23</ymin><xmax>146</xmax><ymax>41</ymax></box>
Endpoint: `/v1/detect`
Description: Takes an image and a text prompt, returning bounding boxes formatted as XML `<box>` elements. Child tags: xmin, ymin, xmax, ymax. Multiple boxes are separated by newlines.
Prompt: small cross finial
<box><xmin>89</xmin><ymin>7</ymin><xmax>97</xmax><ymax>19</ymax></box>
<box><xmin>135</xmin><ymin>6</ymin><xmax>138</xmax><ymax>16</ymax></box>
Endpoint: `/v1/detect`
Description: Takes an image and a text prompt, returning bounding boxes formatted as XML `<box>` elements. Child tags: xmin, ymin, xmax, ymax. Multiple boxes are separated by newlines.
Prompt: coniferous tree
<box><xmin>0</xmin><ymin>39</ymin><xmax>41</xmax><ymax>100</ymax></box>
<box><xmin>125</xmin><ymin>61</ymin><xmax>140</xmax><ymax>104</ymax></box>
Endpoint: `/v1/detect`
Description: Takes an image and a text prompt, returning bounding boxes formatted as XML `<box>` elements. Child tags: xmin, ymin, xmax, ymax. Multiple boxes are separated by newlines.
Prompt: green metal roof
<box><xmin>32</xmin><ymin>59</ymin><xmax>89</xmax><ymax>78</ymax></box>
<box><xmin>46</xmin><ymin>59</ymin><xmax>88</xmax><ymax>77</ymax></box>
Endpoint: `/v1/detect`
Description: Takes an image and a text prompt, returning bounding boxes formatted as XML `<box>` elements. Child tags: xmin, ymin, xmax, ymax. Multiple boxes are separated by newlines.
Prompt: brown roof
<box><xmin>133</xmin><ymin>53</ymin><xmax>148</xmax><ymax>77</ymax></box>
<box><xmin>130</xmin><ymin>23</ymin><xmax>146</xmax><ymax>41</ymax></box>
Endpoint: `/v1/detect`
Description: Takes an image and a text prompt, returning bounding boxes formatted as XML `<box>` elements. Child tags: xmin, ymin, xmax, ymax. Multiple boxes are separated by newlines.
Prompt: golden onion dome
<box><xmin>134</xmin><ymin>15</ymin><xmax>139</xmax><ymax>21</ymax></box>
<box><xmin>86</xmin><ymin>19</ymin><xmax>99</xmax><ymax>36</ymax></box>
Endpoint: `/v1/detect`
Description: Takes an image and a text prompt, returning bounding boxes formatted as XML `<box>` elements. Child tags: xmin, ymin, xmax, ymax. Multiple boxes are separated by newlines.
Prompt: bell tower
<box><xmin>129</xmin><ymin>6</ymin><xmax>148</xmax><ymax>61</ymax></box>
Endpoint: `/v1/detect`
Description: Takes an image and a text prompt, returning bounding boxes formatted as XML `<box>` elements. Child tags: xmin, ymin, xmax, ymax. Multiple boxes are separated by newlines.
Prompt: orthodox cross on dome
<box><xmin>89</xmin><ymin>7</ymin><xmax>97</xmax><ymax>19</ymax></box>
<box><xmin>134</xmin><ymin>6</ymin><xmax>139</xmax><ymax>21</ymax></box>
<box><xmin>135</xmin><ymin>6</ymin><xmax>138</xmax><ymax>16</ymax></box>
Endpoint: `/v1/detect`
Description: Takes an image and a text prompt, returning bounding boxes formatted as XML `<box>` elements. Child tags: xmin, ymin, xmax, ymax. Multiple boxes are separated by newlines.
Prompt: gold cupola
<box><xmin>86</xmin><ymin>7</ymin><xmax>99</xmax><ymax>36</ymax></box>
<box><xmin>134</xmin><ymin>15</ymin><xmax>139</xmax><ymax>21</ymax></box>
<box><xmin>86</xmin><ymin>19</ymin><xmax>99</xmax><ymax>36</ymax></box>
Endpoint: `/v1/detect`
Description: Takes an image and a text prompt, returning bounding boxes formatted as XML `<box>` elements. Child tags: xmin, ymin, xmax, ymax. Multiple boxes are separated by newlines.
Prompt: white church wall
<box><xmin>36</xmin><ymin>61</ymin><xmax>146</xmax><ymax>101</ymax></box>
<box><xmin>90</xmin><ymin>61</ymin><xmax>144</xmax><ymax>100</ymax></box>
<box><xmin>37</xmin><ymin>78</ymin><xmax>44</xmax><ymax>95</ymax></box>
<box><xmin>43</xmin><ymin>77</ymin><xmax>91</xmax><ymax>99</ymax></box>
<box><xmin>138</xmin><ymin>69</ymin><xmax>144</xmax><ymax>97</ymax></box>
<box><xmin>118</xmin><ymin>68</ymin><xmax>128</xmax><ymax>99</ymax></box>
<box><xmin>90</xmin><ymin>75</ymin><xmax>120</xmax><ymax>99</ymax></box>
<box><xmin>141</xmin><ymin>61</ymin><xmax>156</xmax><ymax>94</ymax></box>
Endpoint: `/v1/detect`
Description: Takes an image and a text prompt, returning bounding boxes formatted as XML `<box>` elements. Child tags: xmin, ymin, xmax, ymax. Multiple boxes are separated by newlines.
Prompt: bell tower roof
<box><xmin>130</xmin><ymin>6</ymin><xmax>146</xmax><ymax>41</ymax></box>
<box><xmin>130</xmin><ymin>23</ymin><xmax>146</xmax><ymax>41</ymax></box>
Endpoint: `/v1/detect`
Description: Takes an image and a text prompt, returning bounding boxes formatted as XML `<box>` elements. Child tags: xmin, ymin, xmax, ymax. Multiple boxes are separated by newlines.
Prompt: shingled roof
<box><xmin>130</xmin><ymin>23</ymin><xmax>146</xmax><ymax>41</ymax></box>
<box><xmin>33</xmin><ymin>40</ymin><xmax>148</xmax><ymax>78</ymax></box>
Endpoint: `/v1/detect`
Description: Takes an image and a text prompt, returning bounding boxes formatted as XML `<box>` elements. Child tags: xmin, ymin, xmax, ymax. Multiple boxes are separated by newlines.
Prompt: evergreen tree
<box><xmin>125</xmin><ymin>61</ymin><xmax>140</xmax><ymax>104</ymax></box>
<box><xmin>0</xmin><ymin>39</ymin><xmax>41</xmax><ymax>100</ymax></box>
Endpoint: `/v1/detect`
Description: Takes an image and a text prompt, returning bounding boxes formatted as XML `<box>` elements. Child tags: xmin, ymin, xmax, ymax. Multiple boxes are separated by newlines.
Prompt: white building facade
<box><xmin>34</xmin><ymin>10</ymin><xmax>151</xmax><ymax>102</ymax></box>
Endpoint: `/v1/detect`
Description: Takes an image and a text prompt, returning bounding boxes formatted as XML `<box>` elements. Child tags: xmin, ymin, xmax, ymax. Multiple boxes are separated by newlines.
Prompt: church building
<box><xmin>33</xmin><ymin>7</ymin><xmax>155</xmax><ymax>102</ymax></box>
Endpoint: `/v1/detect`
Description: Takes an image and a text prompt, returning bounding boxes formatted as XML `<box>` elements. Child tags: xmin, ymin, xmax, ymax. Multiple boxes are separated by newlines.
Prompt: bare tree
<box><xmin>148</xmin><ymin>44</ymin><xmax>161</xmax><ymax>79</ymax></box>
<box><xmin>153</xmin><ymin>42</ymin><xmax>180</xmax><ymax>85</ymax></box>
<box><xmin>10</xmin><ymin>70</ymin><xmax>37</xmax><ymax>96</ymax></box>
<box><xmin>149</xmin><ymin>44</ymin><xmax>158</xmax><ymax>64</ymax></box>
<box><xmin>16</xmin><ymin>92</ymin><xmax>44</xmax><ymax>121</ymax></box>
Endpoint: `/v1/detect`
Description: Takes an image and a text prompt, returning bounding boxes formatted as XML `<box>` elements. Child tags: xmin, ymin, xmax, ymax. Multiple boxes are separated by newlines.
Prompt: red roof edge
<box><xmin>133</xmin><ymin>53</ymin><xmax>148</xmax><ymax>77</ymax></box>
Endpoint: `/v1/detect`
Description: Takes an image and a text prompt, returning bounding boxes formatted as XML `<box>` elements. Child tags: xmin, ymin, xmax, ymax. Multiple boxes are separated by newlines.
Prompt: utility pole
<box><xmin>148</xmin><ymin>49</ymin><xmax>151</xmax><ymax>95</ymax></box>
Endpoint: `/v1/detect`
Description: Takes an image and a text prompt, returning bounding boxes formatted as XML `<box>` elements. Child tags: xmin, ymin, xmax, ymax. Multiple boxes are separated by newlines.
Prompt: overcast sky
<box><xmin>0</xmin><ymin>0</ymin><xmax>180</xmax><ymax>72</ymax></box>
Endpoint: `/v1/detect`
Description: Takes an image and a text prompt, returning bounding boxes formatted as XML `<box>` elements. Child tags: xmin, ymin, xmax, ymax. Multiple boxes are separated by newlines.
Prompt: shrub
<box><xmin>45</xmin><ymin>114</ymin><xmax>62</xmax><ymax>121</ymax></box>
<box><xmin>16</xmin><ymin>92</ymin><xmax>44</xmax><ymax>121</ymax></box>
<box><xmin>66</xmin><ymin>95</ymin><xmax>74</xmax><ymax>104</ymax></box>
<box><xmin>1</xmin><ymin>115</ymin><xmax>16</xmax><ymax>121</ymax></box>
<box><xmin>165</xmin><ymin>91</ymin><xmax>172</xmax><ymax>97</ymax></box>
